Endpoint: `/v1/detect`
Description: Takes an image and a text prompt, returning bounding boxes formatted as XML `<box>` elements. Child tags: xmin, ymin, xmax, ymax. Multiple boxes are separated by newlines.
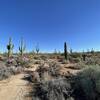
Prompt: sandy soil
<box><xmin>0</xmin><ymin>73</ymin><xmax>31</xmax><ymax>100</ymax></box>
<box><xmin>59</xmin><ymin>63</ymin><xmax>82</xmax><ymax>76</ymax></box>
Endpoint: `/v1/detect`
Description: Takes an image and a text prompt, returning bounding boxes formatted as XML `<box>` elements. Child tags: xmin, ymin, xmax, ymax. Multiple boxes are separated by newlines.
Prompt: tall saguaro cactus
<box><xmin>7</xmin><ymin>37</ymin><xmax>14</xmax><ymax>58</ymax></box>
<box><xmin>64</xmin><ymin>42</ymin><xmax>68</xmax><ymax>60</ymax></box>
<box><xmin>19</xmin><ymin>38</ymin><xmax>26</xmax><ymax>56</ymax></box>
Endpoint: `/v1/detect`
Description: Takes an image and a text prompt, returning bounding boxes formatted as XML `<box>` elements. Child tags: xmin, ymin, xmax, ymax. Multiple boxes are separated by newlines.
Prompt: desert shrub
<box><xmin>35</xmin><ymin>62</ymin><xmax>62</xmax><ymax>81</ymax></box>
<box><xmin>48</xmin><ymin>62</ymin><xmax>61</xmax><ymax>77</ymax></box>
<box><xmin>85</xmin><ymin>57</ymin><xmax>100</xmax><ymax>65</ymax></box>
<box><xmin>56</xmin><ymin>55</ymin><xmax>63</xmax><ymax>59</ymax></box>
<box><xmin>0</xmin><ymin>61</ymin><xmax>24</xmax><ymax>81</ymax></box>
<box><xmin>49</xmin><ymin>55</ymin><xmax>58</xmax><ymax>59</ymax></box>
<box><xmin>70</xmin><ymin>53</ymin><xmax>82</xmax><ymax>58</ymax></box>
<box><xmin>58</xmin><ymin>58</ymin><xmax>64</xmax><ymax>63</ymax></box>
<box><xmin>0</xmin><ymin>67</ymin><xmax>11</xmax><ymax>80</ymax></box>
<box><xmin>0</xmin><ymin>66</ymin><xmax>18</xmax><ymax>80</ymax></box>
<box><xmin>40</xmin><ymin>55</ymin><xmax>48</xmax><ymax>61</ymax></box>
<box><xmin>16</xmin><ymin>57</ymin><xmax>30</xmax><ymax>67</ymax></box>
<box><xmin>69</xmin><ymin>57</ymin><xmax>81</xmax><ymax>63</ymax></box>
<box><xmin>73</xmin><ymin>65</ymin><xmax>100</xmax><ymax>100</ymax></box>
<box><xmin>72</xmin><ymin>62</ymin><xmax>87</xmax><ymax>69</ymax></box>
<box><xmin>61</xmin><ymin>59</ymin><xmax>70</xmax><ymax>64</ymax></box>
<box><xmin>32</xmin><ymin>71</ymin><xmax>40</xmax><ymax>82</ymax></box>
<box><xmin>32</xmin><ymin>78</ymin><xmax>74</xmax><ymax>100</ymax></box>
<box><xmin>34</xmin><ymin>60</ymin><xmax>42</xmax><ymax>64</ymax></box>
<box><xmin>34</xmin><ymin>56</ymin><xmax>41</xmax><ymax>60</ymax></box>
<box><xmin>10</xmin><ymin>66</ymin><xmax>23</xmax><ymax>74</ymax></box>
<box><xmin>6</xmin><ymin>57</ymin><xmax>17</xmax><ymax>66</ymax></box>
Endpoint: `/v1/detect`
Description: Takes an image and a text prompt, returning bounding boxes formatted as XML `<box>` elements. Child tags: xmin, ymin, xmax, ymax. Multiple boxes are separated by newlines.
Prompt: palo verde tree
<box><xmin>64</xmin><ymin>42</ymin><xmax>68</xmax><ymax>60</ymax></box>
<box><xmin>19</xmin><ymin>38</ymin><xmax>26</xmax><ymax>56</ymax></box>
<box><xmin>7</xmin><ymin>37</ymin><xmax>14</xmax><ymax>58</ymax></box>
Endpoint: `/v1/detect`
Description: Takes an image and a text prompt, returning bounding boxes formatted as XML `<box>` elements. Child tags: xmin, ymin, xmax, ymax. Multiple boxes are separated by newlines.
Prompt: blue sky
<box><xmin>0</xmin><ymin>0</ymin><xmax>100</xmax><ymax>53</ymax></box>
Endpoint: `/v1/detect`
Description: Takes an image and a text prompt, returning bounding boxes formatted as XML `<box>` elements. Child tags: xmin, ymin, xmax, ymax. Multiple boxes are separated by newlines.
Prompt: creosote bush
<box><xmin>73</xmin><ymin>65</ymin><xmax>100</xmax><ymax>100</ymax></box>
<box><xmin>32</xmin><ymin>78</ymin><xmax>74</xmax><ymax>100</ymax></box>
<box><xmin>72</xmin><ymin>62</ymin><xmax>87</xmax><ymax>69</ymax></box>
<box><xmin>69</xmin><ymin>57</ymin><xmax>81</xmax><ymax>63</ymax></box>
<box><xmin>0</xmin><ymin>62</ymin><xmax>23</xmax><ymax>80</ymax></box>
<box><xmin>85</xmin><ymin>57</ymin><xmax>100</xmax><ymax>65</ymax></box>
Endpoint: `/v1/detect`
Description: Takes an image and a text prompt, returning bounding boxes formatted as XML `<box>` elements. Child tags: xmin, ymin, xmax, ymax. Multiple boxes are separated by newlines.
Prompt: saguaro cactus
<box><xmin>70</xmin><ymin>48</ymin><xmax>73</xmax><ymax>54</ymax></box>
<box><xmin>36</xmin><ymin>44</ymin><xmax>39</xmax><ymax>54</ymax></box>
<box><xmin>19</xmin><ymin>38</ymin><xmax>25</xmax><ymax>56</ymax></box>
<box><xmin>91</xmin><ymin>48</ymin><xmax>94</xmax><ymax>54</ymax></box>
<box><xmin>64</xmin><ymin>42</ymin><xmax>68</xmax><ymax>60</ymax></box>
<box><xmin>82</xmin><ymin>51</ymin><xmax>86</xmax><ymax>61</ymax></box>
<box><xmin>7</xmin><ymin>37</ymin><xmax>14</xmax><ymax>58</ymax></box>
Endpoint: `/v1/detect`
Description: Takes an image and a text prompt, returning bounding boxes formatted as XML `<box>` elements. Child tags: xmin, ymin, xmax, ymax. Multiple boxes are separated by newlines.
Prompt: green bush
<box><xmin>73</xmin><ymin>65</ymin><xmax>100</xmax><ymax>100</ymax></box>
<box><xmin>32</xmin><ymin>78</ymin><xmax>73</xmax><ymax>100</ymax></box>
<box><xmin>70</xmin><ymin>53</ymin><xmax>82</xmax><ymax>58</ymax></box>
<box><xmin>71</xmin><ymin>62</ymin><xmax>87</xmax><ymax>69</ymax></box>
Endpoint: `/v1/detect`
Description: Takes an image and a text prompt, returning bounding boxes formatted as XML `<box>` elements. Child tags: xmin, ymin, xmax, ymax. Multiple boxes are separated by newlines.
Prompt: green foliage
<box><xmin>7</xmin><ymin>37</ymin><xmax>14</xmax><ymax>58</ymax></box>
<box><xmin>74</xmin><ymin>65</ymin><xmax>100</xmax><ymax>100</ymax></box>
<box><xmin>19</xmin><ymin>38</ymin><xmax>25</xmax><ymax>56</ymax></box>
<box><xmin>70</xmin><ymin>53</ymin><xmax>82</xmax><ymax>58</ymax></box>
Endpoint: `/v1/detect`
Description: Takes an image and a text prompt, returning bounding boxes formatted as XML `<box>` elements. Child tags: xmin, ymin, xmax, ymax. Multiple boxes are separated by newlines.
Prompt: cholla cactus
<box><xmin>7</xmin><ymin>37</ymin><xmax>14</xmax><ymax>58</ymax></box>
<box><xmin>19</xmin><ymin>38</ymin><xmax>25</xmax><ymax>56</ymax></box>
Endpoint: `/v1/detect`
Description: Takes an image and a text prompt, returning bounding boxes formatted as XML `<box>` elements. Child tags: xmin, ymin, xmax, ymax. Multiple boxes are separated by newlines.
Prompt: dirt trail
<box><xmin>0</xmin><ymin>73</ymin><xmax>31</xmax><ymax>100</ymax></box>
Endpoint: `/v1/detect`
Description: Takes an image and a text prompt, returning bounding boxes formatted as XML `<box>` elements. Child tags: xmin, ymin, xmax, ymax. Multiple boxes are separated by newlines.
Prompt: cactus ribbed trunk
<box><xmin>19</xmin><ymin>38</ymin><xmax>25</xmax><ymax>57</ymax></box>
<box><xmin>64</xmin><ymin>42</ymin><xmax>68</xmax><ymax>60</ymax></box>
<box><xmin>7</xmin><ymin>37</ymin><xmax>14</xmax><ymax>58</ymax></box>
